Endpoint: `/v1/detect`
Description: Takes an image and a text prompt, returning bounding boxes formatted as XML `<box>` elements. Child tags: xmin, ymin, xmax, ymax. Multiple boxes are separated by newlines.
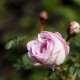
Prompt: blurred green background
<box><xmin>0</xmin><ymin>0</ymin><xmax>80</xmax><ymax>80</ymax></box>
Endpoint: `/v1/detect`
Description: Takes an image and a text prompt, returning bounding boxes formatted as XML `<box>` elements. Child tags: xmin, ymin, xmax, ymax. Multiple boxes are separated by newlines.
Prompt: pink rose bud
<box><xmin>39</xmin><ymin>11</ymin><xmax>48</xmax><ymax>24</ymax></box>
<box><xmin>67</xmin><ymin>21</ymin><xmax>80</xmax><ymax>36</ymax></box>
<box><xmin>27</xmin><ymin>31</ymin><xmax>69</xmax><ymax>68</ymax></box>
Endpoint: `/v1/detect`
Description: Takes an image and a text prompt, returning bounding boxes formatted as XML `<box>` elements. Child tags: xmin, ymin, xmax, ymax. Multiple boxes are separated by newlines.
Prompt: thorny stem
<box><xmin>40</xmin><ymin>24</ymin><xmax>44</xmax><ymax>32</ymax></box>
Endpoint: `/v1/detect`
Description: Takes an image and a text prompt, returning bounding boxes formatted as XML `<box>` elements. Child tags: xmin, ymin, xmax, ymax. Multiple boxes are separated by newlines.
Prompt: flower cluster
<box><xmin>26</xmin><ymin>11</ymin><xmax>80</xmax><ymax>69</ymax></box>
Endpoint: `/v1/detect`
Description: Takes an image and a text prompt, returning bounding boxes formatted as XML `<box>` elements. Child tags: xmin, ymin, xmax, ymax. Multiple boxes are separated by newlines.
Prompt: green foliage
<box><xmin>0</xmin><ymin>76</ymin><xmax>5</xmax><ymax>80</ymax></box>
<box><xmin>14</xmin><ymin>54</ymin><xmax>33</xmax><ymax>70</ymax></box>
<box><xmin>0</xmin><ymin>0</ymin><xmax>5</xmax><ymax>11</ymax></box>
<box><xmin>22</xmin><ymin>54</ymin><xmax>32</xmax><ymax>69</ymax></box>
<box><xmin>72</xmin><ymin>0</ymin><xmax>80</xmax><ymax>5</ymax></box>
<box><xmin>5</xmin><ymin>36</ymin><xmax>26</xmax><ymax>50</ymax></box>
<box><xmin>1</xmin><ymin>0</ymin><xmax>80</xmax><ymax>80</ymax></box>
<box><xmin>29</xmin><ymin>68</ymin><xmax>46</xmax><ymax>80</ymax></box>
<box><xmin>54</xmin><ymin>6</ymin><xmax>78</xmax><ymax>20</ymax></box>
<box><xmin>78</xmin><ymin>70</ymin><xmax>80</xmax><ymax>78</ymax></box>
<box><xmin>70</xmin><ymin>66</ymin><xmax>75</xmax><ymax>74</ymax></box>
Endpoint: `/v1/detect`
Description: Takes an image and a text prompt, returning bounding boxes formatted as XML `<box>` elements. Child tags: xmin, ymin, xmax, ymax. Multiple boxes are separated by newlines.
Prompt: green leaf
<box><xmin>5</xmin><ymin>36</ymin><xmax>26</xmax><ymax>49</ymax></box>
<box><xmin>5</xmin><ymin>40</ymin><xmax>14</xmax><ymax>50</ymax></box>
<box><xmin>22</xmin><ymin>54</ymin><xmax>32</xmax><ymax>69</ymax></box>
<box><xmin>74</xmin><ymin>63</ymin><xmax>80</xmax><ymax>68</ymax></box>
<box><xmin>13</xmin><ymin>59</ymin><xmax>22</xmax><ymax>70</ymax></box>
<box><xmin>70</xmin><ymin>56</ymin><xmax>76</xmax><ymax>62</ymax></box>
<box><xmin>14</xmin><ymin>54</ymin><xmax>33</xmax><ymax>70</ymax></box>
<box><xmin>78</xmin><ymin>70</ymin><xmax>80</xmax><ymax>78</ymax></box>
<box><xmin>69</xmin><ymin>66</ymin><xmax>75</xmax><ymax>74</ymax></box>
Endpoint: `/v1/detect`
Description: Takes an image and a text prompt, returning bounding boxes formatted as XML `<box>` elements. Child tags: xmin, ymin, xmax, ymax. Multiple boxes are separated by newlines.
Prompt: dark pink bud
<box><xmin>39</xmin><ymin>11</ymin><xmax>48</xmax><ymax>24</ymax></box>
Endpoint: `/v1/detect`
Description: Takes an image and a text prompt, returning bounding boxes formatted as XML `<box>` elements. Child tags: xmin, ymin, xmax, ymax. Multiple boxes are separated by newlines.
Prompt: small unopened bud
<box><xmin>39</xmin><ymin>11</ymin><xmax>48</xmax><ymax>24</ymax></box>
<box><xmin>67</xmin><ymin>21</ymin><xmax>80</xmax><ymax>36</ymax></box>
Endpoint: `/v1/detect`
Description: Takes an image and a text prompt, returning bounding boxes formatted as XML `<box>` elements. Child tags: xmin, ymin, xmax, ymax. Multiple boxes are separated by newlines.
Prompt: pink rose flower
<box><xmin>67</xmin><ymin>21</ymin><xmax>80</xmax><ymax>36</ymax></box>
<box><xmin>27</xmin><ymin>31</ymin><xmax>69</xmax><ymax>68</ymax></box>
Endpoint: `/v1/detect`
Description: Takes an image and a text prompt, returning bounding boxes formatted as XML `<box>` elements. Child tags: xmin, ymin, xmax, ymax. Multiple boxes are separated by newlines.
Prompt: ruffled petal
<box><xmin>28</xmin><ymin>51</ymin><xmax>41</xmax><ymax>63</ymax></box>
<box><xmin>32</xmin><ymin>40</ymin><xmax>54</xmax><ymax>62</ymax></box>
<box><xmin>55</xmin><ymin>49</ymin><xmax>66</xmax><ymax>65</ymax></box>
<box><xmin>54</xmin><ymin>32</ymin><xmax>69</xmax><ymax>56</ymax></box>
<box><xmin>27</xmin><ymin>40</ymin><xmax>35</xmax><ymax>50</ymax></box>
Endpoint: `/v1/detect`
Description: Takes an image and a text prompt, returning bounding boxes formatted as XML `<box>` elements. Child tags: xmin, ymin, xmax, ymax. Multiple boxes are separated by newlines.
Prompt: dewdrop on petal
<box><xmin>67</xmin><ymin>21</ymin><xmax>80</xmax><ymax>36</ymax></box>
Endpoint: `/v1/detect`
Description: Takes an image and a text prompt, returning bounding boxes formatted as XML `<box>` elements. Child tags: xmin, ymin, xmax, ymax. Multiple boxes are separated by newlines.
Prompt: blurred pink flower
<box><xmin>39</xmin><ymin>11</ymin><xmax>48</xmax><ymax>24</ymax></box>
<box><xmin>67</xmin><ymin>21</ymin><xmax>80</xmax><ymax>36</ymax></box>
<box><xmin>27</xmin><ymin>31</ymin><xmax>69</xmax><ymax>68</ymax></box>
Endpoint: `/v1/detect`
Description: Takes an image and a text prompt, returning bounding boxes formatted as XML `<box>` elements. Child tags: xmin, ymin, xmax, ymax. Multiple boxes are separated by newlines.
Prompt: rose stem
<box><xmin>66</xmin><ymin>35</ymin><xmax>71</xmax><ymax>42</ymax></box>
<box><xmin>40</xmin><ymin>23</ymin><xmax>44</xmax><ymax>32</ymax></box>
<box><xmin>55</xmin><ymin>71</ymin><xmax>63</xmax><ymax>80</ymax></box>
<box><xmin>47</xmin><ymin>69</ymin><xmax>52</xmax><ymax>79</ymax></box>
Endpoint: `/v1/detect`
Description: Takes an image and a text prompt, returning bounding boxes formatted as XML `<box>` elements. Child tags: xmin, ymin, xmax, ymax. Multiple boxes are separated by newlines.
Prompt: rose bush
<box><xmin>27</xmin><ymin>31</ymin><xmax>69</xmax><ymax>68</ymax></box>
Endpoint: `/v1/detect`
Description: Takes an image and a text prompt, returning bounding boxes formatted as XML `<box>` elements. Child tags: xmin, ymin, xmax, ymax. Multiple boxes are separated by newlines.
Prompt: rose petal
<box><xmin>55</xmin><ymin>49</ymin><xmax>66</xmax><ymax>65</ymax></box>
<box><xmin>54</xmin><ymin>32</ymin><xmax>69</xmax><ymax>56</ymax></box>
<box><xmin>27</xmin><ymin>40</ymin><xmax>35</xmax><ymax>50</ymax></box>
<box><xmin>32</xmin><ymin>40</ymin><xmax>54</xmax><ymax>62</ymax></box>
<box><xmin>34</xmin><ymin>63</ymin><xmax>41</xmax><ymax>66</ymax></box>
<box><xmin>53</xmin><ymin>36</ymin><xmax>64</xmax><ymax>54</ymax></box>
<box><xmin>43</xmin><ymin>53</ymin><xmax>58</xmax><ymax>67</ymax></box>
<box><xmin>28</xmin><ymin>51</ymin><xmax>41</xmax><ymax>63</ymax></box>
